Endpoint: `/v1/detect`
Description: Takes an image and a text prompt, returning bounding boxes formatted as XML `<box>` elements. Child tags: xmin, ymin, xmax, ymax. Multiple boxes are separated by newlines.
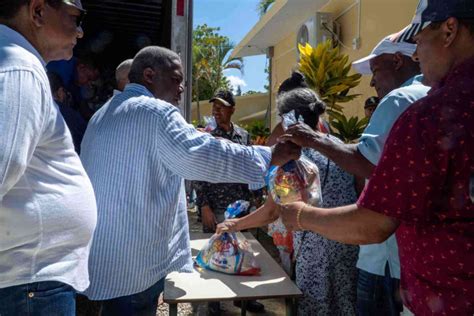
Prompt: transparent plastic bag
<box><xmin>266</xmin><ymin>156</ymin><xmax>322</xmax><ymax>206</ymax></box>
<box><xmin>195</xmin><ymin>232</ymin><xmax>261</xmax><ymax>276</ymax></box>
<box><xmin>266</xmin><ymin>110</ymin><xmax>322</xmax><ymax>253</ymax></box>
<box><xmin>202</xmin><ymin>116</ymin><xmax>217</xmax><ymax>132</ymax></box>
<box><xmin>195</xmin><ymin>200</ymin><xmax>260</xmax><ymax>275</ymax></box>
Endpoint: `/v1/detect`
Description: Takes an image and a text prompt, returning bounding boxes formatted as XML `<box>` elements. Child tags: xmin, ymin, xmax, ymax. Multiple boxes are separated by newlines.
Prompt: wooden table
<box><xmin>163</xmin><ymin>232</ymin><xmax>303</xmax><ymax>316</ymax></box>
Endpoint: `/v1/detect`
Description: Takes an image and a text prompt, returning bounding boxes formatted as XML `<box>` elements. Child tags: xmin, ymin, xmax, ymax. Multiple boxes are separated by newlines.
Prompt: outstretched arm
<box><xmin>280</xmin><ymin>202</ymin><xmax>399</xmax><ymax>245</ymax></box>
<box><xmin>279</xmin><ymin>123</ymin><xmax>375</xmax><ymax>179</ymax></box>
<box><xmin>216</xmin><ymin>195</ymin><xmax>279</xmax><ymax>234</ymax></box>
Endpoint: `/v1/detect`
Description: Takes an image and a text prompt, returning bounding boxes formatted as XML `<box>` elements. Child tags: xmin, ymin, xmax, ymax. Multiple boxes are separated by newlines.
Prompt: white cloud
<box><xmin>226</xmin><ymin>75</ymin><xmax>247</xmax><ymax>93</ymax></box>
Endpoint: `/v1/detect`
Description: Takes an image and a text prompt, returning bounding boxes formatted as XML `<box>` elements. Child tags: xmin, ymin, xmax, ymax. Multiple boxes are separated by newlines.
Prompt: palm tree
<box><xmin>192</xmin><ymin>24</ymin><xmax>244</xmax><ymax>121</ymax></box>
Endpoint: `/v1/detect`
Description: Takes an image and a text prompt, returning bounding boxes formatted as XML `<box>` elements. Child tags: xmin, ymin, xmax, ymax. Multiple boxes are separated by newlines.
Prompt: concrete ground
<box><xmin>77</xmin><ymin>207</ymin><xmax>289</xmax><ymax>316</ymax></box>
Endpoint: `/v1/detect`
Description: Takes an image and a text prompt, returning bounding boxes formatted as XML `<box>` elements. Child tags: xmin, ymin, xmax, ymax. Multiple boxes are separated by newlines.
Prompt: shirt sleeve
<box><xmin>357</xmin><ymin>106</ymin><xmax>447</xmax><ymax>224</ymax></box>
<box><xmin>153</xmin><ymin>105</ymin><xmax>271</xmax><ymax>186</ymax></box>
<box><xmin>358</xmin><ymin>92</ymin><xmax>414</xmax><ymax>165</ymax></box>
<box><xmin>0</xmin><ymin>70</ymin><xmax>45</xmax><ymax>200</ymax></box>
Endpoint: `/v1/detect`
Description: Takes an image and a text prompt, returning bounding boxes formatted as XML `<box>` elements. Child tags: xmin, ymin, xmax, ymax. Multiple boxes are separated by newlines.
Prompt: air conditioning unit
<box><xmin>296</xmin><ymin>12</ymin><xmax>339</xmax><ymax>50</ymax></box>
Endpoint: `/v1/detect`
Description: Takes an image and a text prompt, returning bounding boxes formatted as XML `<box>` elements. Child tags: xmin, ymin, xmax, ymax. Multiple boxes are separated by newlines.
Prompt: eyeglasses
<box><xmin>75</xmin><ymin>10</ymin><xmax>86</xmax><ymax>27</ymax></box>
<box><xmin>61</xmin><ymin>2</ymin><xmax>87</xmax><ymax>27</ymax></box>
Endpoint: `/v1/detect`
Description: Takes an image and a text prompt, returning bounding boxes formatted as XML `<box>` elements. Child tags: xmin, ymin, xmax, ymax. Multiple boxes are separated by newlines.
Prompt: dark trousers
<box><xmin>0</xmin><ymin>281</ymin><xmax>76</xmax><ymax>316</ymax></box>
<box><xmin>357</xmin><ymin>265</ymin><xmax>403</xmax><ymax>316</ymax></box>
<box><xmin>100</xmin><ymin>277</ymin><xmax>165</xmax><ymax>316</ymax></box>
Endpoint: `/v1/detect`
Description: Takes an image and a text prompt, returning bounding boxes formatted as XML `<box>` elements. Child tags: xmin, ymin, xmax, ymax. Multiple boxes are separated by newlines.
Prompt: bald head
<box><xmin>115</xmin><ymin>59</ymin><xmax>133</xmax><ymax>92</ymax></box>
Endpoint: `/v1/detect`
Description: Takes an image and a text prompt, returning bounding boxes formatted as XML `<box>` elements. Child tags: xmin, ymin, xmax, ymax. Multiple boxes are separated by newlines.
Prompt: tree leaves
<box><xmin>297</xmin><ymin>41</ymin><xmax>365</xmax><ymax>142</ymax></box>
<box><xmin>192</xmin><ymin>24</ymin><xmax>243</xmax><ymax>102</ymax></box>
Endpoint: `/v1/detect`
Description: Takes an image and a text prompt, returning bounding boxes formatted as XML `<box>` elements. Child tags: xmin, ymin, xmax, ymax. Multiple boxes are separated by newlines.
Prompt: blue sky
<box><xmin>193</xmin><ymin>0</ymin><xmax>268</xmax><ymax>93</ymax></box>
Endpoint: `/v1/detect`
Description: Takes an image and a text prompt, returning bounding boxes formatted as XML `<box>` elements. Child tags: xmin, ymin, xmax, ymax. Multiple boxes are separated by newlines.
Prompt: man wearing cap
<box><xmin>274</xmin><ymin>31</ymin><xmax>428</xmax><ymax>316</ymax></box>
<box><xmin>279</xmin><ymin>0</ymin><xmax>474</xmax><ymax>314</ymax></box>
<box><xmin>0</xmin><ymin>0</ymin><xmax>97</xmax><ymax>315</ymax></box>
<box><xmin>195</xmin><ymin>89</ymin><xmax>265</xmax><ymax>314</ymax></box>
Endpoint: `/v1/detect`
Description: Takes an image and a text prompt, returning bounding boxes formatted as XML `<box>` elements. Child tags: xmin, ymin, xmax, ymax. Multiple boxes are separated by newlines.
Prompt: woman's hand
<box><xmin>216</xmin><ymin>219</ymin><xmax>240</xmax><ymax>235</ymax></box>
<box><xmin>278</xmin><ymin>122</ymin><xmax>321</xmax><ymax>148</ymax></box>
<box><xmin>280</xmin><ymin>201</ymin><xmax>309</xmax><ymax>231</ymax></box>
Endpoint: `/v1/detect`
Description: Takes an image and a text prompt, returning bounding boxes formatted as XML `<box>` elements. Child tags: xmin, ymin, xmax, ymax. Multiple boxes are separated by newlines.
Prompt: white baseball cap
<box><xmin>352</xmin><ymin>30</ymin><xmax>417</xmax><ymax>75</ymax></box>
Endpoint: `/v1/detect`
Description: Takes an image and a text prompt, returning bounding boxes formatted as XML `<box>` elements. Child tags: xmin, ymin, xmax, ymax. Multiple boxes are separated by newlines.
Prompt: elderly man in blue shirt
<box><xmin>80</xmin><ymin>46</ymin><xmax>299</xmax><ymax>315</ymax></box>
<box><xmin>278</xmin><ymin>32</ymin><xmax>429</xmax><ymax>315</ymax></box>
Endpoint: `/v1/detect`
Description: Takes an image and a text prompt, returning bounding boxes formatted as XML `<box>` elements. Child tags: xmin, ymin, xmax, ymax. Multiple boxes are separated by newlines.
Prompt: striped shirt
<box><xmin>80</xmin><ymin>83</ymin><xmax>271</xmax><ymax>300</ymax></box>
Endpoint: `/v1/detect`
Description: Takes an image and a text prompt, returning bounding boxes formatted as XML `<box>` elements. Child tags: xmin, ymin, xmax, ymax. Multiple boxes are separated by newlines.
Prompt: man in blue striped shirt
<box><xmin>80</xmin><ymin>46</ymin><xmax>297</xmax><ymax>315</ymax></box>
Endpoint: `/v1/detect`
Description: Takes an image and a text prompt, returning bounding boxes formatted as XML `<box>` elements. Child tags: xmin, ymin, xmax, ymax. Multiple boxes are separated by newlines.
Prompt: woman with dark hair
<box><xmin>217</xmin><ymin>87</ymin><xmax>359</xmax><ymax>315</ymax></box>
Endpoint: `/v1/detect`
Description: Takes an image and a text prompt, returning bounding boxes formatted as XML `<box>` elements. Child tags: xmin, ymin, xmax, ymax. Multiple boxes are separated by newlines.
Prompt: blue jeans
<box><xmin>357</xmin><ymin>265</ymin><xmax>403</xmax><ymax>316</ymax></box>
<box><xmin>100</xmin><ymin>278</ymin><xmax>165</xmax><ymax>316</ymax></box>
<box><xmin>0</xmin><ymin>281</ymin><xmax>76</xmax><ymax>316</ymax></box>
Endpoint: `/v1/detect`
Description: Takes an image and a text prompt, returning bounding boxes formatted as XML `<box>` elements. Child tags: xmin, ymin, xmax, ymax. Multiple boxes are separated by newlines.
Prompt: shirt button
<box><xmin>28</xmin><ymin>292</ymin><xmax>34</xmax><ymax>298</ymax></box>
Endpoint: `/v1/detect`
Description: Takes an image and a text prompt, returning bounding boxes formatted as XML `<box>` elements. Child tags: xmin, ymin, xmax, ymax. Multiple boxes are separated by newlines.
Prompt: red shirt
<box><xmin>358</xmin><ymin>57</ymin><xmax>474</xmax><ymax>315</ymax></box>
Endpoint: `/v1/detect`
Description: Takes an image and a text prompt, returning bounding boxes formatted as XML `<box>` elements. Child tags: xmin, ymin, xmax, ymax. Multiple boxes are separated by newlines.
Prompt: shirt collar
<box><xmin>0</xmin><ymin>25</ymin><xmax>46</xmax><ymax>67</ymax></box>
<box><xmin>432</xmin><ymin>56</ymin><xmax>474</xmax><ymax>92</ymax></box>
<box><xmin>123</xmin><ymin>83</ymin><xmax>155</xmax><ymax>98</ymax></box>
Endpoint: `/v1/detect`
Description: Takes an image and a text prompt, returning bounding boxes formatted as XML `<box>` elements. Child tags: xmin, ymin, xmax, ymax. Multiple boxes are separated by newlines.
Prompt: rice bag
<box><xmin>195</xmin><ymin>232</ymin><xmax>260</xmax><ymax>276</ymax></box>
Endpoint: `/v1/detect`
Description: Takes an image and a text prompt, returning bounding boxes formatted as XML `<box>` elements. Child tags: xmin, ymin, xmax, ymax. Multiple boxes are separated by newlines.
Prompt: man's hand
<box><xmin>280</xmin><ymin>201</ymin><xmax>308</xmax><ymax>231</ymax></box>
<box><xmin>215</xmin><ymin>219</ymin><xmax>239</xmax><ymax>235</ymax></box>
<box><xmin>270</xmin><ymin>141</ymin><xmax>301</xmax><ymax>166</ymax></box>
<box><xmin>201</xmin><ymin>205</ymin><xmax>217</xmax><ymax>231</ymax></box>
<box><xmin>278</xmin><ymin>123</ymin><xmax>322</xmax><ymax>148</ymax></box>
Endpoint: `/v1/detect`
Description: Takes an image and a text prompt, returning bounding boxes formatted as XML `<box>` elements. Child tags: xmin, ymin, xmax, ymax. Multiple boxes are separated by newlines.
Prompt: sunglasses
<box><xmin>75</xmin><ymin>10</ymin><xmax>86</xmax><ymax>27</ymax></box>
<box><xmin>61</xmin><ymin>2</ymin><xmax>87</xmax><ymax>27</ymax></box>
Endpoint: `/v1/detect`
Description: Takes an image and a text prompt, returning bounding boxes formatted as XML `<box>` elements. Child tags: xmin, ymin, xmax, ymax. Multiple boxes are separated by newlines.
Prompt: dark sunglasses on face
<box><xmin>74</xmin><ymin>9</ymin><xmax>86</xmax><ymax>27</ymax></box>
<box><xmin>61</xmin><ymin>3</ymin><xmax>86</xmax><ymax>27</ymax></box>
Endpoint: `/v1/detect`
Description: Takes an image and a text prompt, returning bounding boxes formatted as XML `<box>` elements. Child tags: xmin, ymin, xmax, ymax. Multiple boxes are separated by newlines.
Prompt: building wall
<box><xmin>191</xmin><ymin>93</ymin><xmax>270</xmax><ymax>125</ymax></box>
<box><xmin>269</xmin><ymin>0</ymin><xmax>419</xmax><ymax>128</ymax></box>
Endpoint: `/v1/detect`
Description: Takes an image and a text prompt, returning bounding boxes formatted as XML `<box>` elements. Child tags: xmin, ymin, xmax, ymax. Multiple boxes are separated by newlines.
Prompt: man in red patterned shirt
<box><xmin>278</xmin><ymin>0</ymin><xmax>474</xmax><ymax>314</ymax></box>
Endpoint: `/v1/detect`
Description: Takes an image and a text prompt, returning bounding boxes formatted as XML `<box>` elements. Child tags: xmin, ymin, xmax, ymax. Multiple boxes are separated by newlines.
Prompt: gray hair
<box><xmin>128</xmin><ymin>46</ymin><xmax>180</xmax><ymax>84</ymax></box>
<box><xmin>277</xmin><ymin>88</ymin><xmax>326</xmax><ymax>129</ymax></box>
<box><xmin>115</xmin><ymin>59</ymin><xmax>133</xmax><ymax>83</ymax></box>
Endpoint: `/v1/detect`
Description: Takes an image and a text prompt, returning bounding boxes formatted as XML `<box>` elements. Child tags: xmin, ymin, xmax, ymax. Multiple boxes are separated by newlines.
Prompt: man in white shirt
<box><xmin>0</xmin><ymin>1</ymin><xmax>97</xmax><ymax>315</ymax></box>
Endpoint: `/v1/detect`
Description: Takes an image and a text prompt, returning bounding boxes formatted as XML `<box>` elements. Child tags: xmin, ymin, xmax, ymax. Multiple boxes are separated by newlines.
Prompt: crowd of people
<box><xmin>0</xmin><ymin>0</ymin><xmax>473</xmax><ymax>316</ymax></box>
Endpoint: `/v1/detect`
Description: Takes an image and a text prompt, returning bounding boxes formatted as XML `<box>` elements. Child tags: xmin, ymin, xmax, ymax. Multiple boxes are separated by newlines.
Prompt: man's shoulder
<box><xmin>373</xmin><ymin>76</ymin><xmax>429</xmax><ymax>119</ymax></box>
<box><xmin>0</xmin><ymin>40</ymin><xmax>43</xmax><ymax>74</ymax></box>
<box><xmin>384</xmin><ymin>75</ymin><xmax>430</xmax><ymax>103</ymax></box>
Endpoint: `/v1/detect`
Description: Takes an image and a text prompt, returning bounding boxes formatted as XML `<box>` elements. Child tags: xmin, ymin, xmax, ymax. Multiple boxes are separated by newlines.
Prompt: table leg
<box><xmin>169</xmin><ymin>303</ymin><xmax>178</xmax><ymax>316</ymax></box>
<box><xmin>285</xmin><ymin>298</ymin><xmax>297</xmax><ymax>316</ymax></box>
<box><xmin>240</xmin><ymin>300</ymin><xmax>247</xmax><ymax>316</ymax></box>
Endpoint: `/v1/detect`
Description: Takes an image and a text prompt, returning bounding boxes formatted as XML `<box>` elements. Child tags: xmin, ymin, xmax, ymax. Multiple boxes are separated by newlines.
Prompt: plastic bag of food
<box><xmin>195</xmin><ymin>200</ymin><xmax>260</xmax><ymax>275</ymax></box>
<box><xmin>266</xmin><ymin>156</ymin><xmax>322</xmax><ymax>205</ymax></box>
<box><xmin>267</xmin><ymin>110</ymin><xmax>322</xmax><ymax>205</ymax></box>
<box><xmin>195</xmin><ymin>232</ymin><xmax>260</xmax><ymax>276</ymax></box>
<box><xmin>266</xmin><ymin>110</ymin><xmax>322</xmax><ymax>253</ymax></box>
